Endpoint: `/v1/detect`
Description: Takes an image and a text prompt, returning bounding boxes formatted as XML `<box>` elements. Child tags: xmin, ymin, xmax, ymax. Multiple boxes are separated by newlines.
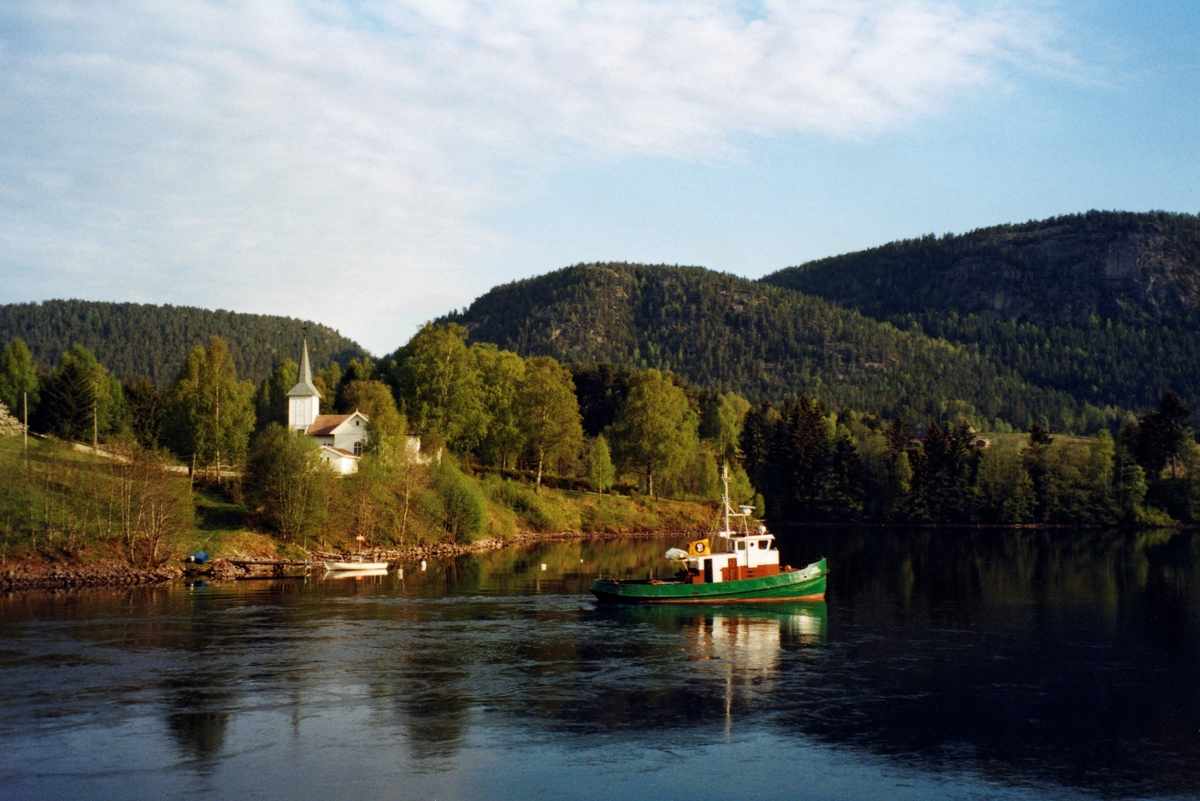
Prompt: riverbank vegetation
<box><xmin>4</xmin><ymin>278</ymin><xmax>1200</xmax><ymax>574</ymax></box>
<box><xmin>741</xmin><ymin>392</ymin><xmax>1198</xmax><ymax>527</ymax></box>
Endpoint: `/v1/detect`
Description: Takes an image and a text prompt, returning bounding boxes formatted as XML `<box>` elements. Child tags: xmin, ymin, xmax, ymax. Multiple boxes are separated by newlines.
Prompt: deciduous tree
<box><xmin>0</xmin><ymin>338</ymin><xmax>39</xmax><ymax>418</ymax></box>
<box><xmin>588</xmin><ymin>435</ymin><xmax>615</xmax><ymax>493</ymax></box>
<box><xmin>474</xmin><ymin>344</ymin><xmax>526</xmax><ymax>469</ymax></box>
<box><xmin>253</xmin><ymin>358</ymin><xmax>298</xmax><ymax>430</ymax></box>
<box><xmin>518</xmin><ymin>356</ymin><xmax>583</xmax><ymax>490</ymax></box>
<box><xmin>393</xmin><ymin>323</ymin><xmax>487</xmax><ymax>451</ymax></box>
<box><xmin>610</xmin><ymin>369</ymin><xmax>697</xmax><ymax>498</ymax></box>
<box><xmin>164</xmin><ymin>336</ymin><xmax>255</xmax><ymax>480</ymax></box>
<box><xmin>246</xmin><ymin>423</ymin><xmax>330</xmax><ymax>544</ymax></box>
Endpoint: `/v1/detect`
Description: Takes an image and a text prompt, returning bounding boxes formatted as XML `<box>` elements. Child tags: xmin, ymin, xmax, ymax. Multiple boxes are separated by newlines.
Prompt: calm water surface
<box><xmin>0</xmin><ymin>528</ymin><xmax>1197</xmax><ymax>800</ymax></box>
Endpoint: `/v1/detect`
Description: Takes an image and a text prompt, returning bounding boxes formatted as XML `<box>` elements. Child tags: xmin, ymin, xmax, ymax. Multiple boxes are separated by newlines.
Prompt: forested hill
<box><xmin>760</xmin><ymin>211</ymin><xmax>1200</xmax><ymax>415</ymax></box>
<box><xmin>0</xmin><ymin>300</ymin><xmax>366</xmax><ymax>387</ymax></box>
<box><xmin>444</xmin><ymin>263</ymin><xmax>1086</xmax><ymax>430</ymax></box>
<box><xmin>762</xmin><ymin>211</ymin><xmax>1200</xmax><ymax>325</ymax></box>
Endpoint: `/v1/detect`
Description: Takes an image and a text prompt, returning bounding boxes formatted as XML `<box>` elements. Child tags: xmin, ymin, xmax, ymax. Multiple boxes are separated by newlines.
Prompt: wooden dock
<box><xmin>225</xmin><ymin>558</ymin><xmax>314</xmax><ymax>577</ymax></box>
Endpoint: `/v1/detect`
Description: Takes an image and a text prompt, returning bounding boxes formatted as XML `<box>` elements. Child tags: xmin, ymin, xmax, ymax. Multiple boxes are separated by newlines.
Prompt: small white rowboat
<box><xmin>324</xmin><ymin>560</ymin><xmax>389</xmax><ymax>571</ymax></box>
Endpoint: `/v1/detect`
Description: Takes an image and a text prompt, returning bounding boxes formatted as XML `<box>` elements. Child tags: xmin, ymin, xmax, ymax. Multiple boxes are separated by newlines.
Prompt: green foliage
<box><xmin>245</xmin><ymin>423</ymin><xmax>330</xmax><ymax>544</ymax></box>
<box><xmin>253</xmin><ymin>358</ymin><xmax>298</xmax><ymax>431</ymax></box>
<box><xmin>445</xmin><ymin>262</ymin><xmax>1084</xmax><ymax>431</ymax></box>
<box><xmin>332</xmin><ymin>356</ymin><xmax>376</xmax><ymax>412</ymax></box>
<box><xmin>738</xmin><ymin>394</ymin><xmax>1195</xmax><ymax>527</ymax></box>
<box><xmin>572</xmin><ymin>363</ymin><xmax>634</xmax><ymax>437</ymax></box>
<box><xmin>610</xmin><ymin>369</ymin><xmax>698</xmax><ymax>498</ymax></box>
<box><xmin>163</xmin><ymin>336</ymin><xmax>256</xmax><ymax>473</ymax></box>
<box><xmin>700</xmin><ymin>391</ymin><xmax>750</xmax><ymax>462</ymax></box>
<box><xmin>766</xmin><ymin>211</ymin><xmax>1200</xmax><ymax>324</ymax></box>
<box><xmin>0</xmin><ymin>300</ymin><xmax>365</xmax><ymax>388</ymax></box>
<box><xmin>390</xmin><ymin>323</ymin><xmax>488</xmax><ymax>451</ymax></box>
<box><xmin>430</xmin><ymin>457</ymin><xmax>486</xmax><ymax>542</ymax></box>
<box><xmin>517</xmin><ymin>355</ymin><xmax>583</xmax><ymax>489</ymax></box>
<box><xmin>340</xmin><ymin>379</ymin><xmax>404</xmax><ymax>437</ymax></box>
<box><xmin>123</xmin><ymin>376</ymin><xmax>164</xmax><ymax>449</ymax></box>
<box><xmin>0</xmin><ymin>338</ymin><xmax>38</xmax><ymax>418</ymax></box>
<box><xmin>765</xmin><ymin>211</ymin><xmax>1200</xmax><ymax>424</ymax></box>
<box><xmin>483</xmin><ymin>475</ymin><xmax>564</xmax><ymax>531</ymax></box>
<box><xmin>588</xmin><ymin>435</ymin><xmax>615</xmax><ymax>493</ymax></box>
<box><xmin>475</xmin><ymin>344</ymin><xmax>527</xmax><ymax>469</ymax></box>
<box><xmin>0</xmin><ymin>437</ymin><xmax>191</xmax><ymax>565</ymax></box>
<box><xmin>32</xmin><ymin>344</ymin><xmax>125</xmax><ymax>441</ymax></box>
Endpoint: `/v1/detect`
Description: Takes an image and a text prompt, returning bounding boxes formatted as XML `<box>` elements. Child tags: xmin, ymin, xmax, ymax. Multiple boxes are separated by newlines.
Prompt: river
<box><xmin>0</xmin><ymin>528</ymin><xmax>1197</xmax><ymax>800</ymax></box>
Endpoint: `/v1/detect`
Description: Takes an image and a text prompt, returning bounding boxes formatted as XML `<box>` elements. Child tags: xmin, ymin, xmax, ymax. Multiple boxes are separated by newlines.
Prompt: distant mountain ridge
<box><xmin>762</xmin><ymin>211</ymin><xmax>1200</xmax><ymax>326</ymax></box>
<box><xmin>760</xmin><ymin>211</ymin><xmax>1200</xmax><ymax>416</ymax></box>
<box><xmin>0</xmin><ymin>300</ymin><xmax>367</xmax><ymax>387</ymax></box>
<box><xmin>445</xmin><ymin>262</ymin><xmax>1083</xmax><ymax>429</ymax></box>
<box><xmin>6</xmin><ymin>210</ymin><xmax>1197</xmax><ymax>432</ymax></box>
<box><xmin>447</xmin><ymin>211</ymin><xmax>1200</xmax><ymax>430</ymax></box>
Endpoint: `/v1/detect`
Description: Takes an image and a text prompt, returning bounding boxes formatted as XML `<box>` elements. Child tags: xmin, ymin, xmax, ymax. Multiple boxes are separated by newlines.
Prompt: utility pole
<box><xmin>23</xmin><ymin>391</ymin><xmax>27</xmax><ymax>454</ymax></box>
<box><xmin>93</xmin><ymin>382</ymin><xmax>98</xmax><ymax>452</ymax></box>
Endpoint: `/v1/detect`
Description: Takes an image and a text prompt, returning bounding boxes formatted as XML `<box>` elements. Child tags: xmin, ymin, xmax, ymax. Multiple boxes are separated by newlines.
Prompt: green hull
<box><xmin>591</xmin><ymin>558</ymin><xmax>827</xmax><ymax>604</ymax></box>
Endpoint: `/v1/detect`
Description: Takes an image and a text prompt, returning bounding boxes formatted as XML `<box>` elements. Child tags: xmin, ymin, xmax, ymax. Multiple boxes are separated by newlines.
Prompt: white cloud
<box><xmin>0</xmin><ymin>1</ymin><xmax>1069</xmax><ymax>353</ymax></box>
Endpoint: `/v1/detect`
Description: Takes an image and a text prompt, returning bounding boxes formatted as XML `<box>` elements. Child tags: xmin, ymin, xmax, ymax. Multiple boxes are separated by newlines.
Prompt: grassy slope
<box><xmin>0</xmin><ymin>436</ymin><xmax>719</xmax><ymax>568</ymax></box>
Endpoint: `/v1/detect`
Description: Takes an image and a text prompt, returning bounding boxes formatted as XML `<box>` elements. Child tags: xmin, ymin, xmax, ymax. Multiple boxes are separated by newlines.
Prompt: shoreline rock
<box><xmin>1</xmin><ymin>562</ymin><xmax>184</xmax><ymax>593</ymax></box>
<box><xmin>0</xmin><ymin>530</ymin><xmax>696</xmax><ymax>593</ymax></box>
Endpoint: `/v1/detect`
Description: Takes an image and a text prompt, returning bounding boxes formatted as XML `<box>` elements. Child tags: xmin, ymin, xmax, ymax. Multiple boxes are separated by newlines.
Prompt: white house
<box><xmin>287</xmin><ymin>338</ymin><xmax>368</xmax><ymax>475</ymax></box>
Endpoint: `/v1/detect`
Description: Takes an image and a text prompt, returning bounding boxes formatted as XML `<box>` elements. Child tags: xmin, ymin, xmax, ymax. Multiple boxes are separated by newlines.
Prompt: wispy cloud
<box><xmin>0</xmin><ymin>1</ymin><xmax>1070</xmax><ymax>353</ymax></box>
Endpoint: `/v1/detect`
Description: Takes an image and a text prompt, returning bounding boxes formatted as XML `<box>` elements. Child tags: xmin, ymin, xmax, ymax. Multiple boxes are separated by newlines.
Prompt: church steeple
<box><xmin>286</xmin><ymin>333</ymin><xmax>322</xmax><ymax>431</ymax></box>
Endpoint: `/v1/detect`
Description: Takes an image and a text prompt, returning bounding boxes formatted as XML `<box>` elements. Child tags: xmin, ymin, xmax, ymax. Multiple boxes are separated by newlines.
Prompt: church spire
<box><xmin>287</xmin><ymin>333</ymin><xmax>322</xmax><ymax>399</ymax></box>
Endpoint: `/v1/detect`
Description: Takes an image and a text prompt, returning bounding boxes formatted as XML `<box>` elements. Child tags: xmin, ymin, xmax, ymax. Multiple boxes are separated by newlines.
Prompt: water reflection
<box><xmin>0</xmin><ymin>529</ymin><xmax>1196</xmax><ymax>800</ymax></box>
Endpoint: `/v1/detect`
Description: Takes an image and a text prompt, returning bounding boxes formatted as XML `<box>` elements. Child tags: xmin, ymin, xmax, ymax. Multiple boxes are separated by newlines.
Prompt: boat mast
<box><xmin>722</xmin><ymin>463</ymin><xmax>731</xmax><ymax>535</ymax></box>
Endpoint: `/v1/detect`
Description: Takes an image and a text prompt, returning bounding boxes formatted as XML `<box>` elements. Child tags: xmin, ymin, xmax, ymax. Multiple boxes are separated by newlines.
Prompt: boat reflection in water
<box><xmin>605</xmin><ymin>602</ymin><xmax>827</xmax><ymax>734</ymax></box>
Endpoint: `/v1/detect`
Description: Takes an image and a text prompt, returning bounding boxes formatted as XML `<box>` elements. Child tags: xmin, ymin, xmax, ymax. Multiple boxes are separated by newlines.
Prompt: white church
<box><xmin>287</xmin><ymin>338</ymin><xmax>368</xmax><ymax>474</ymax></box>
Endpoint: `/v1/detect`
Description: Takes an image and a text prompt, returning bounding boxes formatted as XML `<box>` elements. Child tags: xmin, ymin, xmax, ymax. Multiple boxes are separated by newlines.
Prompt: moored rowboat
<box><xmin>323</xmin><ymin>560</ymin><xmax>389</xmax><ymax>571</ymax></box>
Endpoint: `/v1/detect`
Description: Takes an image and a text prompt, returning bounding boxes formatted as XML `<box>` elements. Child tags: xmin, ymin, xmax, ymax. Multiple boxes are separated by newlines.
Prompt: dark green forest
<box><xmin>763</xmin><ymin>211</ymin><xmax>1200</xmax><ymax>325</ymax></box>
<box><xmin>0</xmin><ymin>300</ymin><xmax>366</xmax><ymax>386</ymax></box>
<box><xmin>445</xmin><ymin>262</ymin><xmax>1090</xmax><ymax>432</ymax></box>
<box><xmin>763</xmin><ymin>210</ymin><xmax>1200</xmax><ymax>416</ymax></box>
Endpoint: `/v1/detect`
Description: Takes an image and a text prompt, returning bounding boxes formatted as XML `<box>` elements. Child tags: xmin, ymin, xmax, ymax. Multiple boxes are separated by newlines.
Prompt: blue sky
<box><xmin>1</xmin><ymin>1</ymin><xmax>1198</xmax><ymax>354</ymax></box>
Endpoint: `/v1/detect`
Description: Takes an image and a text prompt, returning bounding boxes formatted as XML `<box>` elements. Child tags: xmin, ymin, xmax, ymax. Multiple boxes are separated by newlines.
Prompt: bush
<box><xmin>483</xmin><ymin>475</ymin><xmax>564</xmax><ymax>531</ymax></box>
<box><xmin>431</xmin><ymin>459</ymin><xmax>486</xmax><ymax>542</ymax></box>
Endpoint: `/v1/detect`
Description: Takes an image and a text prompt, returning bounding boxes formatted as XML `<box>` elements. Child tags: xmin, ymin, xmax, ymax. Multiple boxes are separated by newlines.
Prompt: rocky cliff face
<box><xmin>764</xmin><ymin>211</ymin><xmax>1200</xmax><ymax>326</ymax></box>
<box><xmin>953</xmin><ymin>224</ymin><xmax>1200</xmax><ymax>323</ymax></box>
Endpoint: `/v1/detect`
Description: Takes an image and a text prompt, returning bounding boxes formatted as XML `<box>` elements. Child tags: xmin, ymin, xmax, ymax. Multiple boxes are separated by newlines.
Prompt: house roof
<box><xmin>305</xmin><ymin>411</ymin><xmax>369</xmax><ymax>436</ymax></box>
<box><xmin>286</xmin><ymin>337</ymin><xmax>322</xmax><ymax>398</ymax></box>
<box><xmin>320</xmin><ymin>445</ymin><xmax>360</xmax><ymax>459</ymax></box>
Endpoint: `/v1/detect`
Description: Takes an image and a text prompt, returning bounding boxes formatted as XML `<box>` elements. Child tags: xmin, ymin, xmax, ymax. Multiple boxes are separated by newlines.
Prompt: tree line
<box><xmin>0</xmin><ymin>324</ymin><xmax>758</xmax><ymax>549</ymax></box>
<box><xmin>740</xmin><ymin>391</ymin><xmax>1199</xmax><ymax>527</ymax></box>
<box><xmin>0</xmin><ymin>299</ymin><xmax>365</xmax><ymax>388</ymax></box>
<box><xmin>8</xmin><ymin>317</ymin><xmax>1199</xmax><ymax>547</ymax></box>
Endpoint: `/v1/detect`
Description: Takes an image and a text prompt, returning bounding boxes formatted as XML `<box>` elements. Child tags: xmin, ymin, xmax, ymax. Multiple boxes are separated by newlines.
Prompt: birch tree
<box><xmin>165</xmin><ymin>336</ymin><xmax>255</xmax><ymax>480</ymax></box>
<box><xmin>610</xmin><ymin>369</ymin><xmax>697</xmax><ymax>498</ymax></box>
<box><xmin>517</xmin><ymin>356</ymin><xmax>583</xmax><ymax>490</ymax></box>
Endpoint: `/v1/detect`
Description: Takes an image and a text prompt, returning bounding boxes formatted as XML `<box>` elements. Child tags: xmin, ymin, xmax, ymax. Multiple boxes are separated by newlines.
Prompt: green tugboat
<box><xmin>591</xmin><ymin>467</ymin><xmax>828</xmax><ymax>604</ymax></box>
